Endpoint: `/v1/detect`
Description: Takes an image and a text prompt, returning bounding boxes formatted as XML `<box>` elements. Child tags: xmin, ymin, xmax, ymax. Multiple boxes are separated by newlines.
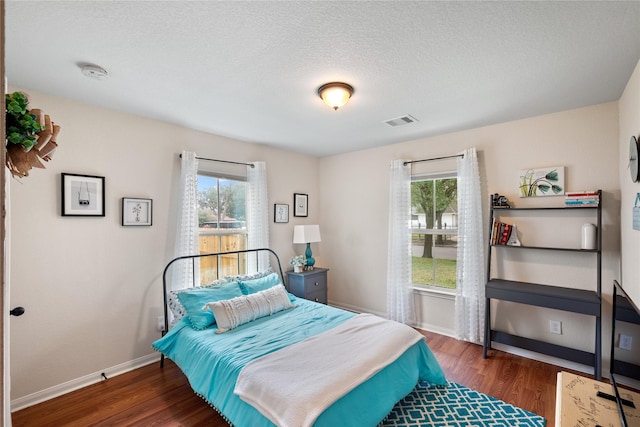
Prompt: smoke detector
<box><xmin>80</xmin><ymin>64</ymin><xmax>109</xmax><ymax>80</ymax></box>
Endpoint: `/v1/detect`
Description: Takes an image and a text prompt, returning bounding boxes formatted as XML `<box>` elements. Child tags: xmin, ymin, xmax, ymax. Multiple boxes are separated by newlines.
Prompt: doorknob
<box><xmin>10</xmin><ymin>307</ymin><xmax>25</xmax><ymax>317</ymax></box>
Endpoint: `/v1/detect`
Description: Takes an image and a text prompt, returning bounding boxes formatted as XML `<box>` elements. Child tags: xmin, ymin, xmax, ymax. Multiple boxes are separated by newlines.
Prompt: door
<box><xmin>2</xmin><ymin>2</ymin><xmax>10</xmax><ymax>425</ymax></box>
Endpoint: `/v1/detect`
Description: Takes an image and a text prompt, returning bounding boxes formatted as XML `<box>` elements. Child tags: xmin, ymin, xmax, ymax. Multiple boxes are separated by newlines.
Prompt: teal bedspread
<box><xmin>152</xmin><ymin>296</ymin><xmax>446</xmax><ymax>427</ymax></box>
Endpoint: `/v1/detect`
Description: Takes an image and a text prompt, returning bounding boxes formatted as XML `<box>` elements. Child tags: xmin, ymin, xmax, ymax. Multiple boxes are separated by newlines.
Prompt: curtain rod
<box><xmin>403</xmin><ymin>154</ymin><xmax>464</xmax><ymax>166</ymax></box>
<box><xmin>179</xmin><ymin>154</ymin><xmax>255</xmax><ymax>168</ymax></box>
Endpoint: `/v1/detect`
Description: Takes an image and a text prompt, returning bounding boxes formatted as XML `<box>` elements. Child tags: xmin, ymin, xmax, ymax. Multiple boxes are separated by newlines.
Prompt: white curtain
<box><xmin>172</xmin><ymin>151</ymin><xmax>200</xmax><ymax>291</ymax></box>
<box><xmin>455</xmin><ymin>147</ymin><xmax>486</xmax><ymax>343</ymax></box>
<box><xmin>246</xmin><ymin>161</ymin><xmax>269</xmax><ymax>273</ymax></box>
<box><xmin>386</xmin><ymin>159</ymin><xmax>415</xmax><ymax>325</ymax></box>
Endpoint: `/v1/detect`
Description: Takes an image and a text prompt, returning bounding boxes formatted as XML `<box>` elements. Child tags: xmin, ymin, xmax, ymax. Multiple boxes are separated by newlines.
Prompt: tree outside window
<box><xmin>411</xmin><ymin>175</ymin><xmax>458</xmax><ymax>289</ymax></box>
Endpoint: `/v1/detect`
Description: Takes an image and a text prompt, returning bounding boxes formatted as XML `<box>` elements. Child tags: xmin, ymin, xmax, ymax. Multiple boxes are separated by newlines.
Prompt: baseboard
<box><xmin>11</xmin><ymin>352</ymin><xmax>160</xmax><ymax>412</ymax></box>
<box><xmin>414</xmin><ymin>322</ymin><xmax>456</xmax><ymax>338</ymax></box>
<box><xmin>328</xmin><ymin>300</ymin><xmax>457</xmax><ymax>338</ymax></box>
<box><xmin>324</xmin><ymin>302</ymin><xmax>604</xmax><ymax>379</ymax></box>
<box><xmin>490</xmin><ymin>342</ymin><xmax>594</xmax><ymax>376</ymax></box>
<box><xmin>328</xmin><ymin>300</ymin><xmax>386</xmax><ymax>318</ymax></box>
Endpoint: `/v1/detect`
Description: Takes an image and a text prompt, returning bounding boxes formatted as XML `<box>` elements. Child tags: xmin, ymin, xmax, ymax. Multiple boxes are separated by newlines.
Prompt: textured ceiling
<box><xmin>5</xmin><ymin>1</ymin><xmax>640</xmax><ymax>157</ymax></box>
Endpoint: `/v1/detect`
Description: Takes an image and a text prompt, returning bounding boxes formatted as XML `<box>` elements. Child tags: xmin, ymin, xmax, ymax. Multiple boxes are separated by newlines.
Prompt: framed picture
<box><xmin>293</xmin><ymin>193</ymin><xmax>308</xmax><ymax>217</ymax></box>
<box><xmin>122</xmin><ymin>198</ymin><xmax>153</xmax><ymax>226</ymax></box>
<box><xmin>519</xmin><ymin>166</ymin><xmax>565</xmax><ymax>197</ymax></box>
<box><xmin>274</xmin><ymin>204</ymin><xmax>289</xmax><ymax>223</ymax></box>
<box><xmin>61</xmin><ymin>173</ymin><xmax>105</xmax><ymax>216</ymax></box>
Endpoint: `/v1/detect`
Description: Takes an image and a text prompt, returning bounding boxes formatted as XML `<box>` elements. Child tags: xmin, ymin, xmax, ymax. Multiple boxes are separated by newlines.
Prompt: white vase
<box><xmin>294</xmin><ymin>265</ymin><xmax>302</xmax><ymax>273</ymax></box>
<box><xmin>581</xmin><ymin>223</ymin><xmax>596</xmax><ymax>250</ymax></box>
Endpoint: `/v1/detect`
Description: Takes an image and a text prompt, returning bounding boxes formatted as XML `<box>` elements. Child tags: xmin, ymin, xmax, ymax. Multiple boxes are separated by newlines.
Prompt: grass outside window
<box><xmin>412</xmin><ymin>257</ymin><xmax>457</xmax><ymax>289</ymax></box>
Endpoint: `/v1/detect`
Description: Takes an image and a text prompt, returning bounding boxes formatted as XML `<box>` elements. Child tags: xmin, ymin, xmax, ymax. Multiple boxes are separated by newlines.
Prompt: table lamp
<box><xmin>293</xmin><ymin>225</ymin><xmax>321</xmax><ymax>269</ymax></box>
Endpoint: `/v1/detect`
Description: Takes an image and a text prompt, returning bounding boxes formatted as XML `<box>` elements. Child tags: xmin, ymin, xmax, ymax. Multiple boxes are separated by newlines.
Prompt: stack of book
<box><xmin>490</xmin><ymin>219</ymin><xmax>519</xmax><ymax>246</ymax></box>
<box><xmin>565</xmin><ymin>191</ymin><xmax>599</xmax><ymax>207</ymax></box>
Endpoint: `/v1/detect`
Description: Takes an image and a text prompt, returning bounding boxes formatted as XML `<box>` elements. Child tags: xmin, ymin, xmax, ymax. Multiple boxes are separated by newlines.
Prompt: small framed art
<box><xmin>122</xmin><ymin>198</ymin><xmax>153</xmax><ymax>226</ymax></box>
<box><xmin>61</xmin><ymin>173</ymin><xmax>105</xmax><ymax>217</ymax></box>
<box><xmin>274</xmin><ymin>204</ymin><xmax>289</xmax><ymax>223</ymax></box>
<box><xmin>293</xmin><ymin>193</ymin><xmax>308</xmax><ymax>217</ymax></box>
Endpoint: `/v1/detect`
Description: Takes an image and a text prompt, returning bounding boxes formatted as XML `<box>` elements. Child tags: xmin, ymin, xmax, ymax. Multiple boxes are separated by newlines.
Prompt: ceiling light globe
<box><xmin>318</xmin><ymin>82</ymin><xmax>354</xmax><ymax>111</ymax></box>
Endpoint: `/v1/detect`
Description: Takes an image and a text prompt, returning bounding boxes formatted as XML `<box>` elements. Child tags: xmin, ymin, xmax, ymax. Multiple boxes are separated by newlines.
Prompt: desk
<box><xmin>555</xmin><ymin>372</ymin><xmax>640</xmax><ymax>427</ymax></box>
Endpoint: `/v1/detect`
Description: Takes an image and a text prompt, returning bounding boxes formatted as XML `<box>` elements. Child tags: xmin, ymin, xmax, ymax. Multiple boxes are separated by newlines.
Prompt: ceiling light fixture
<box><xmin>79</xmin><ymin>64</ymin><xmax>109</xmax><ymax>80</ymax></box>
<box><xmin>317</xmin><ymin>82</ymin><xmax>353</xmax><ymax>111</ymax></box>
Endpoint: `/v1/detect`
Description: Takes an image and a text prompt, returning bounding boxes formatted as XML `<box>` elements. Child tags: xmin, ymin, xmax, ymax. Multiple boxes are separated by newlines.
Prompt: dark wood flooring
<box><xmin>12</xmin><ymin>330</ymin><xmax>584</xmax><ymax>426</ymax></box>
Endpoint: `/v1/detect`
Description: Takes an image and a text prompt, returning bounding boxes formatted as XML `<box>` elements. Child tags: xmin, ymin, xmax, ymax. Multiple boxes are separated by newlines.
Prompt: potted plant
<box><xmin>5</xmin><ymin>91</ymin><xmax>61</xmax><ymax>177</ymax></box>
<box><xmin>289</xmin><ymin>255</ymin><xmax>306</xmax><ymax>273</ymax></box>
<box><xmin>6</xmin><ymin>92</ymin><xmax>43</xmax><ymax>151</ymax></box>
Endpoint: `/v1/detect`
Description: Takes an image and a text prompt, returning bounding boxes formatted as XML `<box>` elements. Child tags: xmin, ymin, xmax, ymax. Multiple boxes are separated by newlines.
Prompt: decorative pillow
<box><xmin>238</xmin><ymin>272</ymin><xmax>282</xmax><ymax>295</ymax></box>
<box><xmin>167</xmin><ymin>278</ymin><xmax>229</xmax><ymax>323</ymax></box>
<box><xmin>224</xmin><ymin>267</ymin><xmax>273</xmax><ymax>283</ymax></box>
<box><xmin>203</xmin><ymin>284</ymin><xmax>295</xmax><ymax>333</ymax></box>
<box><xmin>176</xmin><ymin>282</ymin><xmax>243</xmax><ymax>330</ymax></box>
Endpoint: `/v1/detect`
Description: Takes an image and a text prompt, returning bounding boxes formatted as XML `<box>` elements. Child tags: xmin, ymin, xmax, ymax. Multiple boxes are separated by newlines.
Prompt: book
<box><xmin>490</xmin><ymin>219</ymin><xmax>516</xmax><ymax>245</ymax></box>
<box><xmin>500</xmin><ymin>223</ymin><xmax>512</xmax><ymax>245</ymax></box>
<box><xmin>565</xmin><ymin>191</ymin><xmax>599</xmax><ymax>197</ymax></box>
<box><xmin>565</xmin><ymin>200</ymin><xmax>599</xmax><ymax>205</ymax></box>
<box><xmin>491</xmin><ymin>218</ymin><xmax>500</xmax><ymax>245</ymax></box>
<box><xmin>565</xmin><ymin>197</ymin><xmax>599</xmax><ymax>202</ymax></box>
<box><xmin>506</xmin><ymin>225</ymin><xmax>521</xmax><ymax>246</ymax></box>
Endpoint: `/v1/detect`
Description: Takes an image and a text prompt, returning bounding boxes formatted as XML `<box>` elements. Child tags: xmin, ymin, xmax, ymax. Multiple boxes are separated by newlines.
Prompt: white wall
<box><xmin>620</xmin><ymin>60</ymin><xmax>640</xmax><ymax>307</ymax></box>
<box><xmin>320</xmin><ymin>101</ymin><xmax>621</xmax><ymax>373</ymax></box>
<box><xmin>617</xmin><ymin>60</ymin><xmax>640</xmax><ymax>386</ymax></box>
<box><xmin>8</xmin><ymin>88</ymin><xmax>321</xmax><ymax>406</ymax></box>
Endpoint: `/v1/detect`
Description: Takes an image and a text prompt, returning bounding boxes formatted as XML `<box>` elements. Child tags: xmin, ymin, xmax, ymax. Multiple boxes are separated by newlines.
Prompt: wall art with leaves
<box><xmin>519</xmin><ymin>166</ymin><xmax>564</xmax><ymax>197</ymax></box>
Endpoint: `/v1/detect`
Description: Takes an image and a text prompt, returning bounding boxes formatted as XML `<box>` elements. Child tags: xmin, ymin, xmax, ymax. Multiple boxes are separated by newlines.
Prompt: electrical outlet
<box><xmin>619</xmin><ymin>334</ymin><xmax>633</xmax><ymax>351</ymax></box>
<box><xmin>156</xmin><ymin>316</ymin><xmax>165</xmax><ymax>332</ymax></box>
<box><xmin>549</xmin><ymin>320</ymin><xmax>562</xmax><ymax>335</ymax></box>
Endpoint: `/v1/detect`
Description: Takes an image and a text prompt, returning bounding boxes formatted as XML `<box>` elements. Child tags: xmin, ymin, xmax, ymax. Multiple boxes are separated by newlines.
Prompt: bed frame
<box><xmin>160</xmin><ymin>247</ymin><xmax>286</xmax><ymax>367</ymax></box>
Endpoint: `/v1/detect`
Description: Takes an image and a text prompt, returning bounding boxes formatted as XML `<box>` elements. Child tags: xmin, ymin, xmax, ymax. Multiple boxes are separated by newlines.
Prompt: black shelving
<box><xmin>483</xmin><ymin>190</ymin><xmax>602</xmax><ymax>379</ymax></box>
<box><xmin>492</xmin><ymin>245</ymin><xmax>598</xmax><ymax>253</ymax></box>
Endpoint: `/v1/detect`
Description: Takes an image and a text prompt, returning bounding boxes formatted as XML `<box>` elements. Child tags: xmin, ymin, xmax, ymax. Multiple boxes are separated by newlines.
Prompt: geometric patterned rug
<box><xmin>381</xmin><ymin>381</ymin><xmax>547</xmax><ymax>427</ymax></box>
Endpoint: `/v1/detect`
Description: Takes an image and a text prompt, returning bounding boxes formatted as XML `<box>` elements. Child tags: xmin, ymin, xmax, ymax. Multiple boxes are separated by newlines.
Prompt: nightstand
<box><xmin>286</xmin><ymin>268</ymin><xmax>328</xmax><ymax>304</ymax></box>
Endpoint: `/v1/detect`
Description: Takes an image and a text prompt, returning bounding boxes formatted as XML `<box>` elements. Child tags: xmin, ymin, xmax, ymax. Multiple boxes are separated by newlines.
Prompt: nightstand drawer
<box><xmin>305</xmin><ymin>288</ymin><xmax>327</xmax><ymax>304</ymax></box>
<box><xmin>304</xmin><ymin>275</ymin><xmax>326</xmax><ymax>292</ymax></box>
<box><xmin>286</xmin><ymin>268</ymin><xmax>328</xmax><ymax>304</ymax></box>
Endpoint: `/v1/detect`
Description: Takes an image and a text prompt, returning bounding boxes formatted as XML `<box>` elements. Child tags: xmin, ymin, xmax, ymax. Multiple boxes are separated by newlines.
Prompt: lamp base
<box><xmin>305</xmin><ymin>242</ymin><xmax>315</xmax><ymax>268</ymax></box>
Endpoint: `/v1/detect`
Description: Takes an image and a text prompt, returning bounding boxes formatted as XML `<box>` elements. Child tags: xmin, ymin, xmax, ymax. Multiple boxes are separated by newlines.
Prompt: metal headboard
<box><xmin>159</xmin><ymin>248</ymin><xmax>285</xmax><ymax>367</ymax></box>
<box><xmin>162</xmin><ymin>247</ymin><xmax>285</xmax><ymax>329</ymax></box>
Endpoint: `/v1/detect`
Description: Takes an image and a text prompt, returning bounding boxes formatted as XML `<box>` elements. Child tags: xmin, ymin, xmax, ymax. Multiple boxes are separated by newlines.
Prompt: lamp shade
<box><xmin>293</xmin><ymin>225</ymin><xmax>321</xmax><ymax>244</ymax></box>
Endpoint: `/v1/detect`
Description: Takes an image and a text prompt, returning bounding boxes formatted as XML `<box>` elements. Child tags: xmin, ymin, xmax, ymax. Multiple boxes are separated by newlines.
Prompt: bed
<box><xmin>152</xmin><ymin>248</ymin><xmax>446</xmax><ymax>427</ymax></box>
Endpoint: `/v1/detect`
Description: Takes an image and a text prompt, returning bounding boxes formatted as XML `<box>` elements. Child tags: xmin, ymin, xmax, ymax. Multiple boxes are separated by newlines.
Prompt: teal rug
<box><xmin>381</xmin><ymin>381</ymin><xmax>546</xmax><ymax>426</ymax></box>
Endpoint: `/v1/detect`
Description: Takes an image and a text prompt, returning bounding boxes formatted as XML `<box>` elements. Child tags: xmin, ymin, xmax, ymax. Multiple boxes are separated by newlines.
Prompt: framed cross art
<box><xmin>122</xmin><ymin>197</ymin><xmax>153</xmax><ymax>226</ymax></box>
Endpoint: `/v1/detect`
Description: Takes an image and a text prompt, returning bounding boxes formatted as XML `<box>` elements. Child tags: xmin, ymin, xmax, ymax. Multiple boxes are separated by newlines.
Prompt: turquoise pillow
<box><xmin>176</xmin><ymin>282</ymin><xmax>243</xmax><ymax>330</ymax></box>
<box><xmin>238</xmin><ymin>272</ymin><xmax>281</xmax><ymax>295</ymax></box>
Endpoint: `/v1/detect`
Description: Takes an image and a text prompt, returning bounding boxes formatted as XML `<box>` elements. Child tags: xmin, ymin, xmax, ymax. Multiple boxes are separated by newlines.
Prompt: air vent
<box><xmin>383</xmin><ymin>115</ymin><xmax>418</xmax><ymax>127</ymax></box>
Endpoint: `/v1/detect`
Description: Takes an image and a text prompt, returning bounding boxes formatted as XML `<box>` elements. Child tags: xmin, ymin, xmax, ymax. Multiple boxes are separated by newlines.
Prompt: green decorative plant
<box><xmin>5</xmin><ymin>92</ymin><xmax>43</xmax><ymax>151</ymax></box>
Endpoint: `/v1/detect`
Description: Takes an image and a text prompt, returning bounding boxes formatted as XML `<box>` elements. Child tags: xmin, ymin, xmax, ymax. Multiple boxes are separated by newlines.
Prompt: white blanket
<box><xmin>234</xmin><ymin>313</ymin><xmax>422</xmax><ymax>427</ymax></box>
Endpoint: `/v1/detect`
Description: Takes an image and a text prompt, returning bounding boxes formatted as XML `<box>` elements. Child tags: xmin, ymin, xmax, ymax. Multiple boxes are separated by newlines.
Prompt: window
<box><xmin>411</xmin><ymin>173</ymin><xmax>458</xmax><ymax>289</ymax></box>
<box><xmin>197</xmin><ymin>173</ymin><xmax>247</xmax><ymax>283</ymax></box>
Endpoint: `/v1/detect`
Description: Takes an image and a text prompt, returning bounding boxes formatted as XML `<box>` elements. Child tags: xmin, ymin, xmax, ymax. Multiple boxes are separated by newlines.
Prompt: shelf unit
<box><xmin>483</xmin><ymin>190</ymin><xmax>602</xmax><ymax>379</ymax></box>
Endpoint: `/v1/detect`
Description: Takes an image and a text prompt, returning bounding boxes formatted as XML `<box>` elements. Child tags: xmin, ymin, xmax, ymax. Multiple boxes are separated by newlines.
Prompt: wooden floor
<box><xmin>12</xmin><ymin>330</ymin><xmax>583</xmax><ymax>426</ymax></box>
